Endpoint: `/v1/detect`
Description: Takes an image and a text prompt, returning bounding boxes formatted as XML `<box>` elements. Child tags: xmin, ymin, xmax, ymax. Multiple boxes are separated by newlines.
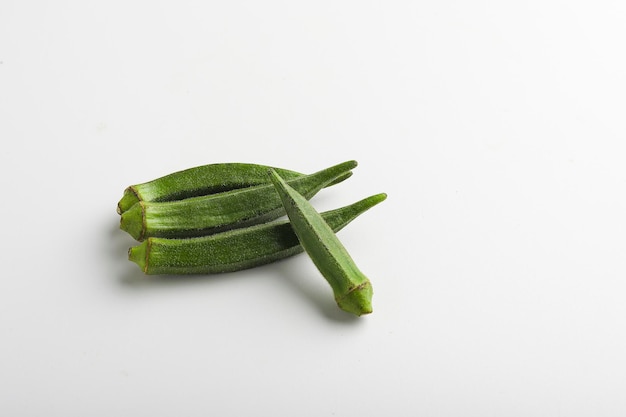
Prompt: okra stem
<box><xmin>128</xmin><ymin>193</ymin><xmax>387</xmax><ymax>274</ymax></box>
<box><xmin>269</xmin><ymin>169</ymin><xmax>377</xmax><ymax>316</ymax></box>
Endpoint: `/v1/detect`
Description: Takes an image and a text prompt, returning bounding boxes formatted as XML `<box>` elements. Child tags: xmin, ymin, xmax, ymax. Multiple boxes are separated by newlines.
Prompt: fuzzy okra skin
<box><xmin>269</xmin><ymin>169</ymin><xmax>376</xmax><ymax>316</ymax></box>
<box><xmin>128</xmin><ymin>193</ymin><xmax>387</xmax><ymax>274</ymax></box>
<box><xmin>120</xmin><ymin>160</ymin><xmax>357</xmax><ymax>241</ymax></box>
<box><xmin>117</xmin><ymin>163</ymin><xmax>352</xmax><ymax>214</ymax></box>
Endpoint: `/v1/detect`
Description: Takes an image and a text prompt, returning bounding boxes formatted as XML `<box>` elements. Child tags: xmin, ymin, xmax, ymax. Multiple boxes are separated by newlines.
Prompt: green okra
<box><xmin>128</xmin><ymin>193</ymin><xmax>387</xmax><ymax>275</ymax></box>
<box><xmin>269</xmin><ymin>169</ymin><xmax>376</xmax><ymax>316</ymax></box>
<box><xmin>117</xmin><ymin>162</ymin><xmax>351</xmax><ymax>215</ymax></box>
<box><xmin>120</xmin><ymin>160</ymin><xmax>357</xmax><ymax>241</ymax></box>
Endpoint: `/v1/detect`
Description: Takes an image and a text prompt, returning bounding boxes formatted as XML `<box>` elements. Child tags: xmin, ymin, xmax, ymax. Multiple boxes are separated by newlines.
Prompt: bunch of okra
<box><xmin>117</xmin><ymin>160</ymin><xmax>386</xmax><ymax>316</ymax></box>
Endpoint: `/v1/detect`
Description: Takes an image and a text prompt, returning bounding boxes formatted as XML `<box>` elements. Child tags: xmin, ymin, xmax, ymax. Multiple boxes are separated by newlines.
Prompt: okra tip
<box><xmin>340</xmin><ymin>160</ymin><xmax>358</xmax><ymax>171</ymax></box>
<box><xmin>312</xmin><ymin>160</ymin><xmax>358</xmax><ymax>176</ymax></box>
<box><xmin>369</xmin><ymin>193</ymin><xmax>387</xmax><ymax>205</ymax></box>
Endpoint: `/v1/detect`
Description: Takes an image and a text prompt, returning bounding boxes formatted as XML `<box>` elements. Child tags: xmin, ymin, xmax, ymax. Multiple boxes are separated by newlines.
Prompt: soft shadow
<box><xmin>118</xmin><ymin>266</ymin><xmax>252</xmax><ymax>290</ymax></box>
<box><xmin>105</xmin><ymin>216</ymin><xmax>362</xmax><ymax>322</ymax></box>
<box><xmin>272</xmin><ymin>257</ymin><xmax>362</xmax><ymax>324</ymax></box>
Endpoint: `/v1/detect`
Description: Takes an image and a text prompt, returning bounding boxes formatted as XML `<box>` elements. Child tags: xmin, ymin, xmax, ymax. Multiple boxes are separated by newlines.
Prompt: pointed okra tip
<box><xmin>369</xmin><ymin>193</ymin><xmax>387</xmax><ymax>205</ymax></box>
<box><xmin>345</xmin><ymin>159</ymin><xmax>358</xmax><ymax>169</ymax></box>
<box><xmin>335</xmin><ymin>160</ymin><xmax>358</xmax><ymax>175</ymax></box>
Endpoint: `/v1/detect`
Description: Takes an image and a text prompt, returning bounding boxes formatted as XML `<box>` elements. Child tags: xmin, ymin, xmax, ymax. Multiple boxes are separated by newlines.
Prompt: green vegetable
<box><xmin>269</xmin><ymin>169</ymin><xmax>376</xmax><ymax>316</ymax></box>
<box><xmin>117</xmin><ymin>162</ymin><xmax>351</xmax><ymax>215</ymax></box>
<box><xmin>128</xmin><ymin>193</ymin><xmax>387</xmax><ymax>274</ymax></box>
<box><xmin>120</xmin><ymin>160</ymin><xmax>357</xmax><ymax>241</ymax></box>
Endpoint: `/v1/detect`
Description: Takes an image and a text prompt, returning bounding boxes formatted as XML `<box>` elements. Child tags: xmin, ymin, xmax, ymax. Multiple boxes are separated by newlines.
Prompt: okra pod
<box><xmin>120</xmin><ymin>160</ymin><xmax>357</xmax><ymax>241</ymax></box>
<box><xmin>128</xmin><ymin>193</ymin><xmax>387</xmax><ymax>275</ymax></box>
<box><xmin>117</xmin><ymin>162</ymin><xmax>351</xmax><ymax>214</ymax></box>
<box><xmin>269</xmin><ymin>169</ymin><xmax>376</xmax><ymax>316</ymax></box>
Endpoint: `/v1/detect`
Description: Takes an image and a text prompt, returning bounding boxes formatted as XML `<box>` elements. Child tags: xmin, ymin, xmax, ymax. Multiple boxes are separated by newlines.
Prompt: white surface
<box><xmin>1</xmin><ymin>1</ymin><xmax>625</xmax><ymax>415</ymax></box>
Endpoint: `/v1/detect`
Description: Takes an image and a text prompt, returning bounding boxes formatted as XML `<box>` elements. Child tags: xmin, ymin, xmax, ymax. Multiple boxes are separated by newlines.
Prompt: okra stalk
<box><xmin>120</xmin><ymin>160</ymin><xmax>357</xmax><ymax>241</ymax></box>
<box><xmin>128</xmin><ymin>193</ymin><xmax>387</xmax><ymax>274</ymax></box>
<box><xmin>117</xmin><ymin>163</ymin><xmax>351</xmax><ymax>214</ymax></box>
<box><xmin>269</xmin><ymin>169</ymin><xmax>376</xmax><ymax>316</ymax></box>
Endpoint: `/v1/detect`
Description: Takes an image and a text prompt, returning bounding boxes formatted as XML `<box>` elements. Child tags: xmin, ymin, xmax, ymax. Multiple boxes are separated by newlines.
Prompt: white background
<box><xmin>1</xmin><ymin>1</ymin><xmax>625</xmax><ymax>415</ymax></box>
